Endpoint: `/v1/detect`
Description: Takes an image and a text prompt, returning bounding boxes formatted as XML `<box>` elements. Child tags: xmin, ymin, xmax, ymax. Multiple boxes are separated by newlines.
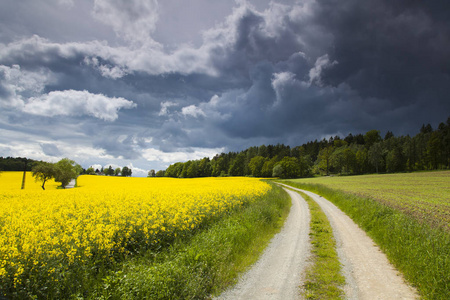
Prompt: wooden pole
<box><xmin>21</xmin><ymin>160</ymin><xmax>27</xmax><ymax>189</ymax></box>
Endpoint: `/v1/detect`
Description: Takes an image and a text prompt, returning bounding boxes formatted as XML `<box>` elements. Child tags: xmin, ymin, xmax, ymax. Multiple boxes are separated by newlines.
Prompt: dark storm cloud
<box><xmin>124</xmin><ymin>0</ymin><xmax>450</xmax><ymax>153</ymax></box>
<box><xmin>199</xmin><ymin>0</ymin><xmax>450</xmax><ymax>146</ymax></box>
<box><xmin>316</xmin><ymin>0</ymin><xmax>450</xmax><ymax>107</ymax></box>
<box><xmin>206</xmin><ymin>2</ymin><xmax>313</xmax><ymax>83</ymax></box>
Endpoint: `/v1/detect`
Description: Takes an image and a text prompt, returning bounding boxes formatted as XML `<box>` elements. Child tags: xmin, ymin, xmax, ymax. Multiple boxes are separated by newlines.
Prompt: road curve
<box><xmin>65</xmin><ymin>179</ymin><xmax>76</xmax><ymax>189</ymax></box>
<box><xmin>215</xmin><ymin>188</ymin><xmax>310</xmax><ymax>300</ymax></box>
<box><xmin>282</xmin><ymin>184</ymin><xmax>419</xmax><ymax>300</ymax></box>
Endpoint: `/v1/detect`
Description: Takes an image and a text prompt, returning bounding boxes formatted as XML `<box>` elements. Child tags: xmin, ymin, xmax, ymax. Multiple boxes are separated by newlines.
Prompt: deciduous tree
<box><xmin>368</xmin><ymin>142</ymin><xmax>384</xmax><ymax>173</ymax></box>
<box><xmin>228</xmin><ymin>153</ymin><xmax>245</xmax><ymax>176</ymax></box>
<box><xmin>364</xmin><ymin>129</ymin><xmax>382</xmax><ymax>149</ymax></box>
<box><xmin>248</xmin><ymin>156</ymin><xmax>267</xmax><ymax>177</ymax></box>
<box><xmin>114</xmin><ymin>167</ymin><xmax>121</xmax><ymax>176</ymax></box>
<box><xmin>318</xmin><ymin>145</ymin><xmax>334</xmax><ymax>175</ymax></box>
<box><xmin>32</xmin><ymin>161</ymin><xmax>55</xmax><ymax>190</ymax></box>
<box><xmin>54</xmin><ymin>158</ymin><xmax>81</xmax><ymax>188</ymax></box>
<box><xmin>274</xmin><ymin>157</ymin><xmax>300</xmax><ymax>179</ymax></box>
<box><xmin>121</xmin><ymin>166</ymin><xmax>132</xmax><ymax>177</ymax></box>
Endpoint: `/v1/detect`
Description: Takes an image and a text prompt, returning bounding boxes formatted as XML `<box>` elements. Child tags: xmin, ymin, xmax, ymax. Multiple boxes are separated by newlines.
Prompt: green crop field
<box><xmin>282</xmin><ymin>171</ymin><xmax>450</xmax><ymax>299</ymax></box>
<box><xmin>286</xmin><ymin>171</ymin><xmax>450</xmax><ymax>231</ymax></box>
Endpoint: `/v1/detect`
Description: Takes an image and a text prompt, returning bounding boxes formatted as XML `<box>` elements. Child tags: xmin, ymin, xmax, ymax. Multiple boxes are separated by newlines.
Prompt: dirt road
<box><xmin>217</xmin><ymin>184</ymin><xmax>419</xmax><ymax>299</ymax></box>
<box><xmin>285</xmin><ymin>185</ymin><xmax>419</xmax><ymax>299</ymax></box>
<box><xmin>215</xmin><ymin>188</ymin><xmax>310</xmax><ymax>300</ymax></box>
<box><xmin>65</xmin><ymin>179</ymin><xmax>76</xmax><ymax>188</ymax></box>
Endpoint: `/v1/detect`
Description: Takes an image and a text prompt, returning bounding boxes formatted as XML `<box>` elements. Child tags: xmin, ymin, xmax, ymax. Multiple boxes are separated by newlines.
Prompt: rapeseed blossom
<box><xmin>0</xmin><ymin>173</ymin><xmax>270</xmax><ymax>291</ymax></box>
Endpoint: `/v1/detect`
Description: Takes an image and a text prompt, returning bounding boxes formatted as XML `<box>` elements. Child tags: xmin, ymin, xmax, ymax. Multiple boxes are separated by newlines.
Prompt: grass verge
<box><xmin>287</xmin><ymin>188</ymin><xmax>345</xmax><ymax>299</ymax></box>
<box><xmin>282</xmin><ymin>181</ymin><xmax>449</xmax><ymax>300</ymax></box>
<box><xmin>88</xmin><ymin>182</ymin><xmax>290</xmax><ymax>299</ymax></box>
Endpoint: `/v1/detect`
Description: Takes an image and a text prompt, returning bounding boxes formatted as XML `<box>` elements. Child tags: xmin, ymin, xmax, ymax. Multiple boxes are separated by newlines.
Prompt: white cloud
<box><xmin>126</xmin><ymin>163</ymin><xmax>148</xmax><ymax>177</ymax></box>
<box><xmin>181</xmin><ymin>104</ymin><xmax>205</xmax><ymax>118</ymax></box>
<box><xmin>92</xmin><ymin>0</ymin><xmax>160</xmax><ymax>48</ymax></box>
<box><xmin>83</xmin><ymin>57</ymin><xmax>128</xmax><ymax>79</ymax></box>
<box><xmin>272</xmin><ymin>71</ymin><xmax>297</xmax><ymax>87</ymax></box>
<box><xmin>0</xmin><ymin>27</ymin><xmax>213</xmax><ymax>78</ymax></box>
<box><xmin>22</xmin><ymin>90</ymin><xmax>136</xmax><ymax>121</ymax></box>
<box><xmin>0</xmin><ymin>1</ymin><xmax>324</xmax><ymax>81</ymax></box>
<box><xmin>103</xmin><ymin>163</ymin><xmax>122</xmax><ymax>170</ymax></box>
<box><xmin>0</xmin><ymin>136</ymin><xmax>114</xmax><ymax>165</ymax></box>
<box><xmin>271</xmin><ymin>71</ymin><xmax>301</xmax><ymax>106</ymax></box>
<box><xmin>308</xmin><ymin>54</ymin><xmax>337</xmax><ymax>86</ymax></box>
<box><xmin>142</xmin><ymin>147</ymin><xmax>223</xmax><ymax>163</ymax></box>
<box><xmin>209</xmin><ymin>94</ymin><xmax>220</xmax><ymax>106</ymax></box>
<box><xmin>89</xmin><ymin>164</ymin><xmax>102</xmax><ymax>171</ymax></box>
<box><xmin>0</xmin><ymin>64</ymin><xmax>53</xmax><ymax>108</ymax></box>
<box><xmin>158</xmin><ymin>101</ymin><xmax>177</xmax><ymax>116</ymax></box>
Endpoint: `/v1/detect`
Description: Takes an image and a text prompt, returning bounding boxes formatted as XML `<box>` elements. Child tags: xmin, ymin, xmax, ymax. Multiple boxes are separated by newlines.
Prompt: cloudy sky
<box><xmin>1</xmin><ymin>0</ymin><xmax>449</xmax><ymax>176</ymax></box>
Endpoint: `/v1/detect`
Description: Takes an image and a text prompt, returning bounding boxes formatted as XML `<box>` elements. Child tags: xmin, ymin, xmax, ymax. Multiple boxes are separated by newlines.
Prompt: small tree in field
<box><xmin>86</xmin><ymin>167</ymin><xmax>96</xmax><ymax>175</ymax></box>
<box><xmin>114</xmin><ymin>167</ymin><xmax>121</xmax><ymax>176</ymax></box>
<box><xmin>32</xmin><ymin>161</ymin><xmax>55</xmax><ymax>190</ymax></box>
<box><xmin>54</xmin><ymin>158</ymin><xmax>81</xmax><ymax>188</ymax></box>
<box><xmin>105</xmin><ymin>165</ymin><xmax>114</xmax><ymax>176</ymax></box>
<box><xmin>121</xmin><ymin>166</ymin><xmax>132</xmax><ymax>177</ymax></box>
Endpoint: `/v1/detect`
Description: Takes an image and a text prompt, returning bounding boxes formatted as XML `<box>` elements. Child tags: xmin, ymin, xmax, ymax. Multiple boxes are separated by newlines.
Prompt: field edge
<box><xmin>279</xmin><ymin>181</ymin><xmax>449</xmax><ymax>300</ymax></box>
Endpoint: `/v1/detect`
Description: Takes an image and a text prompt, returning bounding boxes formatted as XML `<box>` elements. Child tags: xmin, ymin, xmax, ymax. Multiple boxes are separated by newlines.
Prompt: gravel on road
<box><xmin>288</xmin><ymin>186</ymin><xmax>419</xmax><ymax>300</ymax></box>
<box><xmin>216</xmin><ymin>184</ymin><xmax>419</xmax><ymax>299</ymax></box>
<box><xmin>215</xmin><ymin>188</ymin><xmax>310</xmax><ymax>300</ymax></box>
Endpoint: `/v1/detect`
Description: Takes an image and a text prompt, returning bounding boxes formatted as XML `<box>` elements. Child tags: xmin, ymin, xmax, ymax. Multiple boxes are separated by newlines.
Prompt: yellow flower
<box><xmin>0</xmin><ymin>173</ymin><xmax>271</xmax><ymax>284</ymax></box>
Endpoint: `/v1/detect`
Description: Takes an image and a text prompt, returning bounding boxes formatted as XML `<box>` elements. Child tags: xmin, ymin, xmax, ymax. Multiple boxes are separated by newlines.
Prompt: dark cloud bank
<box><xmin>0</xmin><ymin>0</ymin><xmax>449</xmax><ymax>174</ymax></box>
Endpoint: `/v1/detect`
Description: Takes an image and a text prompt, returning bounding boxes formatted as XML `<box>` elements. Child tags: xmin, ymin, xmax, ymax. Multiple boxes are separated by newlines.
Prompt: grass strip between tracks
<box><xmin>282</xmin><ymin>181</ymin><xmax>449</xmax><ymax>300</ymax></box>
<box><xmin>289</xmin><ymin>188</ymin><xmax>345</xmax><ymax>299</ymax></box>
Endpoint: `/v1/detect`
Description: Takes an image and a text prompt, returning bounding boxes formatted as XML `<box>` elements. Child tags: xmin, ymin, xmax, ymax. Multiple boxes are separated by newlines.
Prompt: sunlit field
<box><xmin>282</xmin><ymin>171</ymin><xmax>450</xmax><ymax>299</ymax></box>
<box><xmin>0</xmin><ymin>171</ymin><xmax>59</xmax><ymax>191</ymax></box>
<box><xmin>286</xmin><ymin>171</ymin><xmax>450</xmax><ymax>231</ymax></box>
<box><xmin>0</xmin><ymin>173</ymin><xmax>271</xmax><ymax>297</ymax></box>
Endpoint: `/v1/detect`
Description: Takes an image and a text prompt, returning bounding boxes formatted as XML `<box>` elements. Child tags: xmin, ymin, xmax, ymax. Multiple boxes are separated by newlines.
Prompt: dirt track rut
<box><xmin>285</xmin><ymin>185</ymin><xmax>419</xmax><ymax>299</ymax></box>
<box><xmin>216</xmin><ymin>184</ymin><xmax>419</xmax><ymax>299</ymax></box>
<box><xmin>216</xmin><ymin>188</ymin><xmax>310</xmax><ymax>299</ymax></box>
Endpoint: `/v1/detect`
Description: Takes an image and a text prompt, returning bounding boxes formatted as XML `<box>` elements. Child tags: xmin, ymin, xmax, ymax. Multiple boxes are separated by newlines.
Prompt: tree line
<box><xmin>0</xmin><ymin>157</ymin><xmax>36</xmax><ymax>171</ymax></box>
<box><xmin>159</xmin><ymin>117</ymin><xmax>450</xmax><ymax>179</ymax></box>
<box><xmin>85</xmin><ymin>165</ymin><xmax>132</xmax><ymax>177</ymax></box>
<box><xmin>0</xmin><ymin>157</ymin><xmax>132</xmax><ymax>178</ymax></box>
<box><xmin>0</xmin><ymin>157</ymin><xmax>132</xmax><ymax>189</ymax></box>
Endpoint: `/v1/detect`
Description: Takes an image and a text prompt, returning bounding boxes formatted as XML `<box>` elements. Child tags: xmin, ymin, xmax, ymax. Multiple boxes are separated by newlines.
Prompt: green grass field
<box><xmin>287</xmin><ymin>171</ymin><xmax>450</xmax><ymax>231</ymax></box>
<box><xmin>281</xmin><ymin>170</ymin><xmax>450</xmax><ymax>299</ymax></box>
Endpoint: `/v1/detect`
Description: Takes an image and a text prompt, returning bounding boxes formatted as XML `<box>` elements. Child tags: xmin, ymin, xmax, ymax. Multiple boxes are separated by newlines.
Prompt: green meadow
<box><xmin>282</xmin><ymin>170</ymin><xmax>450</xmax><ymax>299</ymax></box>
<box><xmin>286</xmin><ymin>171</ymin><xmax>450</xmax><ymax>231</ymax></box>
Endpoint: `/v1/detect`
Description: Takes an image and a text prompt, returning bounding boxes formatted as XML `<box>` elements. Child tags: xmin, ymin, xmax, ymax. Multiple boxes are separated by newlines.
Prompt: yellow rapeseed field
<box><xmin>0</xmin><ymin>173</ymin><xmax>271</xmax><ymax>289</ymax></box>
<box><xmin>0</xmin><ymin>171</ymin><xmax>59</xmax><ymax>191</ymax></box>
